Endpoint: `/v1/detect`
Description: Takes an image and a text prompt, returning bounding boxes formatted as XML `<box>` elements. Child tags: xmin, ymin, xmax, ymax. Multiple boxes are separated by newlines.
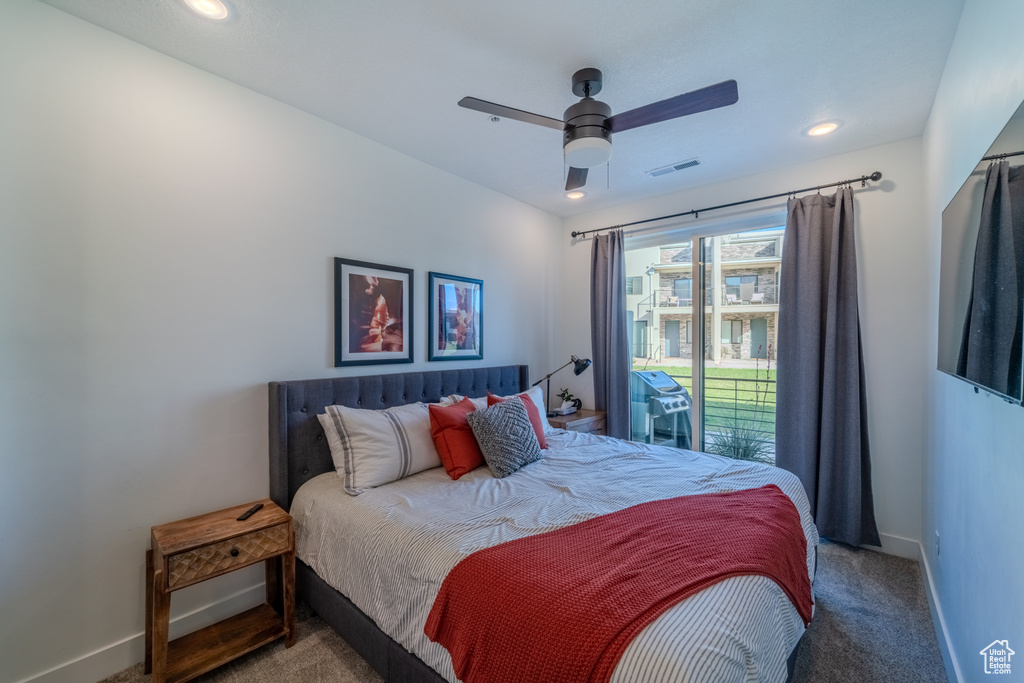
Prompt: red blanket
<box><xmin>424</xmin><ymin>484</ymin><xmax>811</xmax><ymax>683</ymax></box>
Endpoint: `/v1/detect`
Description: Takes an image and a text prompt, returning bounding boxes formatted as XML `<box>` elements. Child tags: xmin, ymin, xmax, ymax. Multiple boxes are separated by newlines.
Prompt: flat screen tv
<box><xmin>937</xmin><ymin>101</ymin><xmax>1024</xmax><ymax>403</ymax></box>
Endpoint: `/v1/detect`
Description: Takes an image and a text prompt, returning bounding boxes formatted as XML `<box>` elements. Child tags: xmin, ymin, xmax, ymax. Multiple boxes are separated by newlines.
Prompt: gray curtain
<box><xmin>775</xmin><ymin>188</ymin><xmax>880</xmax><ymax>547</ymax></box>
<box><xmin>956</xmin><ymin>161</ymin><xmax>1024</xmax><ymax>400</ymax></box>
<box><xmin>590</xmin><ymin>231</ymin><xmax>631</xmax><ymax>439</ymax></box>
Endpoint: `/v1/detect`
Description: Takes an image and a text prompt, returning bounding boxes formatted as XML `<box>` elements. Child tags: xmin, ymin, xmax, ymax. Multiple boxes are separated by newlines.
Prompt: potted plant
<box><xmin>556</xmin><ymin>388</ymin><xmax>583</xmax><ymax>414</ymax></box>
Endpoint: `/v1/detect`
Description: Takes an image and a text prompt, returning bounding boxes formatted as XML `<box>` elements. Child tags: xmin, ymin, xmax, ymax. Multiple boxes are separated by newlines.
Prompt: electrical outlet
<box><xmin>935</xmin><ymin>530</ymin><xmax>940</xmax><ymax>557</ymax></box>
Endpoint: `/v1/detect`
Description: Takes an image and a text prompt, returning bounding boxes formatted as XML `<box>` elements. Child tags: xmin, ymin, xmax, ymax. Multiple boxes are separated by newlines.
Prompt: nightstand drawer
<box><xmin>166</xmin><ymin>523</ymin><xmax>290</xmax><ymax>590</ymax></box>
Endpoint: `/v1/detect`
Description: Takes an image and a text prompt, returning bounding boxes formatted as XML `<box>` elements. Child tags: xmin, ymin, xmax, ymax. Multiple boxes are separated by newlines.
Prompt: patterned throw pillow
<box><xmin>466</xmin><ymin>397</ymin><xmax>543</xmax><ymax>478</ymax></box>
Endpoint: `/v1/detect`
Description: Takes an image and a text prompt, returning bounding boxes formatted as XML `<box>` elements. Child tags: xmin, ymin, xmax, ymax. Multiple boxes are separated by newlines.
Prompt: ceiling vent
<box><xmin>646</xmin><ymin>158</ymin><xmax>701</xmax><ymax>178</ymax></box>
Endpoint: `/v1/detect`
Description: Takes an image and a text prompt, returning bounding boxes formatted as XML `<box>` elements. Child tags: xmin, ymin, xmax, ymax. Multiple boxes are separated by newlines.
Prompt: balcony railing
<box><xmin>639</xmin><ymin>370</ymin><xmax>776</xmax><ymax>464</ymax></box>
<box><xmin>654</xmin><ymin>284</ymin><xmax>779</xmax><ymax>307</ymax></box>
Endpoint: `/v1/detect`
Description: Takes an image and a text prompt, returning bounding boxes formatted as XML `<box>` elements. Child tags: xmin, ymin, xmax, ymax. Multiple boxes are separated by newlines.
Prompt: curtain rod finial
<box><xmin>869</xmin><ymin>171</ymin><xmax>882</xmax><ymax>182</ymax></box>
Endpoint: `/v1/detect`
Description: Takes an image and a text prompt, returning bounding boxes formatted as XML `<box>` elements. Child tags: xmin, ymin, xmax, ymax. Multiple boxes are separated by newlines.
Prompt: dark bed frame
<box><xmin>268</xmin><ymin>364</ymin><xmax>801</xmax><ymax>682</ymax></box>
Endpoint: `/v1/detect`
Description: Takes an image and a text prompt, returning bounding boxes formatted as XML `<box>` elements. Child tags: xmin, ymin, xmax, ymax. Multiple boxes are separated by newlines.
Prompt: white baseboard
<box><xmin>869</xmin><ymin>532</ymin><xmax>922</xmax><ymax>559</ymax></box>
<box><xmin>918</xmin><ymin>542</ymin><xmax>964</xmax><ymax>683</ymax></box>
<box><xmin>13</xmin><ymin>583</ymin><xmax>265</xmax><ymax>683</ymax></box>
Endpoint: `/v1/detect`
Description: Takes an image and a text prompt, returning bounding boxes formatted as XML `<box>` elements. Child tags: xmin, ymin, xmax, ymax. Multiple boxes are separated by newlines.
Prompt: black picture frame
<box><xmin>427</xmin><ymin>272</ymin><xmax>483</xmax><ymax>361</ymax></box>
<box><xmin>334</xmin><ymin>257</ymin><xmax>414</xmax><ymax>367</ymax></box>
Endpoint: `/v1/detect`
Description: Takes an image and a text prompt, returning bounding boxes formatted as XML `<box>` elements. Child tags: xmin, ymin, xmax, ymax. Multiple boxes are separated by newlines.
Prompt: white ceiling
<box><xmin>38</xmin><ymin>0</ymin><xmax>965</xmax><ymax>217</ymax></box>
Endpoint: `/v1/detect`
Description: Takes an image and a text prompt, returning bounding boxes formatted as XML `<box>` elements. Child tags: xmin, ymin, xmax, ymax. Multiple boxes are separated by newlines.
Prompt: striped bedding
<box><xmin>291</xmin><ymin>429</ymin><xmax>819</xmax><ymax>683</ymax></box>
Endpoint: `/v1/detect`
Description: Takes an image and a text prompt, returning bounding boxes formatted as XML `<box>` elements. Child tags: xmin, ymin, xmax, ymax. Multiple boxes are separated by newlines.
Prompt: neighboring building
<box><xmin>626</xmin><ymin>229</ymin><xmax>783</xmax><ymax>364</ymax></box>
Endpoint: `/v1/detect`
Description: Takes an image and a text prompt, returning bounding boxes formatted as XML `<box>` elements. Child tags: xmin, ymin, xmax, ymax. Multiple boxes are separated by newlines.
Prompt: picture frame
<box><xmin>334</xmin><ymin>257</ymin><xmax>414</xmax><ymax>367</ymax></box>
<box><xmin>428</xmin><ymin>272</ymin><xmax>483</xmax><ymax>361</ymax></box>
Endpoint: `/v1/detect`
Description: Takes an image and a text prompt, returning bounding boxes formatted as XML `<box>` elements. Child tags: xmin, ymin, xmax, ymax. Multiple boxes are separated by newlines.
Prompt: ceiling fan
<box><xmin>459</xmin><ymin>68</ymin><xmax>739</xmax><ymax>192</ymax></box>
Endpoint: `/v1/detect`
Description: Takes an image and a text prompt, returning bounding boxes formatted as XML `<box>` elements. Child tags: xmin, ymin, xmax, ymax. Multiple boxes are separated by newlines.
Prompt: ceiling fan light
<box><xmin>564</xmin><ymin>137</ymin><xmax>612</xmax><ymax>169</ymax></box>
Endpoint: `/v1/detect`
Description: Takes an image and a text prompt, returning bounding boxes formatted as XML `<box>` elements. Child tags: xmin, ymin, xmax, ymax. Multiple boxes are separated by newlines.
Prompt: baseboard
<box><xmin>868</xmin><ymin>532</ymin><xmax>921</xmax><ymax>559</ymax></box>
<box><xmin>918</xmin><ymin>542</ymin><xmax>964</xmax><ymax>683</ymax></box>
<box><xmin>13</xmin><ymin>583</ymin><xmax>265</xmax><ymax>683</ymax></box>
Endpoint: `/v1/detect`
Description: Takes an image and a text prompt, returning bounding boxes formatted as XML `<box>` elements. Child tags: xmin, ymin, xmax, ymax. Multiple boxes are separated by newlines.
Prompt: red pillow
<box><xmin>486</xmin><ymin>392</ymin><xmax>549</xmax><ymax>449</ymax></box>
<box><xmin>428</xmin><ymin>398</ymin><xmax>485</xmax><ymax>480</ymax></box>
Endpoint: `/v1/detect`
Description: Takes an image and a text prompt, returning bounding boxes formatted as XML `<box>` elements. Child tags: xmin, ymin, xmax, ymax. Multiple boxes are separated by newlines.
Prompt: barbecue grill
<box><xmin>630</xmin><ymin>370</ymin><xmax>692</xmax><ymax>449</ymax></box>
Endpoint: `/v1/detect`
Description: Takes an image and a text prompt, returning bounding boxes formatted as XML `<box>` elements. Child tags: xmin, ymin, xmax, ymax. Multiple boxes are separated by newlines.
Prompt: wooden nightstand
<box><xmin>145</xmin><ymin>499</ymin><xmax>295</xmax><ymax>683</ymax></box>
<box><xmin>547</xmin><ymin>409</ymin><xmax>607</xmax><ymax>436</ymax></box>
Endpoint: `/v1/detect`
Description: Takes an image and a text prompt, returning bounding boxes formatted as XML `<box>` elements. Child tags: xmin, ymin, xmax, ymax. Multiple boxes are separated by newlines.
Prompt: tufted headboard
<box><xmin>268</xmin><ymin>365</ymin><xmax>529</xmax><ymax>510</ymax></box>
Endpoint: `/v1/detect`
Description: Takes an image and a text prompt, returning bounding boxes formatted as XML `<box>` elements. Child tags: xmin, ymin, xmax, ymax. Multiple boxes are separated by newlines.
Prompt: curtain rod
<box><xmin>569</xmin><ymin>171</ymin><xmax>883</xmax><ymax>239</ymax></box>
<box><xmin>982</xmin><ymin>150</ymin><xmax>1024</xmax><ymax>161</ymax></box>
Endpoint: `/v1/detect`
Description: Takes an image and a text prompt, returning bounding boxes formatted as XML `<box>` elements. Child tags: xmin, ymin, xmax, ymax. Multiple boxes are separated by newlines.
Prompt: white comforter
<box><xmin>291</xmin><ymin>429</ymin><xmax>819</xmax><ymax>683</ymax></box>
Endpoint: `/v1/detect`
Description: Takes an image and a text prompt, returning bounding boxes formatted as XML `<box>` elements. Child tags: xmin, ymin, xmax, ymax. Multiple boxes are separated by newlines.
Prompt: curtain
<box><xmin>775</xmin><ymin>188</ymin><xmax>880</xmax><ymax>547</ymax></box>
<box><xmin>590</xmin><ymin>230</ymin><xmax>631</xmax><ymax>439</ymax></box>
<box><xmin>956</xmin><ymin>161</ymin><xmax>1024</xmax><ymax>400</ymax></box>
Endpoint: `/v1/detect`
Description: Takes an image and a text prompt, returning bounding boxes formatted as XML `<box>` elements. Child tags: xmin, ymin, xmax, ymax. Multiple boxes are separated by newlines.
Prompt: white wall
<box><xmin>561</xmin><ymin>137</ymin><xmax>929</xmax><ymax>558</ymax></box>
<box><xmin>0</xmin><ymin>2</ymin><xmax>561</xmax><ymax>682</ymax></box>
<box><xmin>921</xmin><ymin>0</ymin><xmax>1024</xmax><ymax>680</ymax></box>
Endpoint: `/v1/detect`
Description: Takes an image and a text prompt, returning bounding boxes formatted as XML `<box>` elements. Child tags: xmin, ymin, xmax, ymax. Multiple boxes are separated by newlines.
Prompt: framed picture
<box><xmin>428</xmin><ymin>272</ymin><xmax>483</xmax><ymax>361</ymax></box>
<box><xmin>334</xmin><ymin>257</ymin><xmax>414</xmax><ymax>367</ymax></box>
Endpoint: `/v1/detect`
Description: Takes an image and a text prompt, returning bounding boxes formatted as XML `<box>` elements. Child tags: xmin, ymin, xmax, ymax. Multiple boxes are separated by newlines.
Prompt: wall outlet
<box><xmin>935</xmin><ymin>530</ymin><xmax>940</xmax><ymax>557</ymax></box>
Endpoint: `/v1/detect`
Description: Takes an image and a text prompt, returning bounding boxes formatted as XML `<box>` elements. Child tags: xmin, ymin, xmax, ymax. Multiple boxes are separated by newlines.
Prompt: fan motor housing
<box><xmin>563</xmin><ymin>98</ymin><xmax>612</xmax><ymax>148</ymax></box>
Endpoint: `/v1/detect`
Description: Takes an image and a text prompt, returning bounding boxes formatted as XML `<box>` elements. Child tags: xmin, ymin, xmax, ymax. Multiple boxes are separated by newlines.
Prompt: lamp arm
<box><xmin>531</xmin><ymin>359</ymin><xmax>574</xmax><ymax>387</ymax></box>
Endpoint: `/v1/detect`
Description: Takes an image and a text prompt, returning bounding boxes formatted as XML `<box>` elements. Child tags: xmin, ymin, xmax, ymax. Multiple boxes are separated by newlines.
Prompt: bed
<box><xmin>269</xmin><ymin>365</ymin><xmax>817</xmax><ymax>683</ymax></box>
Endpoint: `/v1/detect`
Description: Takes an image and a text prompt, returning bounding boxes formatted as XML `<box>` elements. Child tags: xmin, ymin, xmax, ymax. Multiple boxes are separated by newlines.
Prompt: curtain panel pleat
<box><xmin>590</xmin><ymin>231</ymin><xmax>631</xmax><ymax>439</ymax></box>
<box><xmin>775</xmin><ymin>188</ymin><xmax>880</xmax><ymax>547</ymax></box>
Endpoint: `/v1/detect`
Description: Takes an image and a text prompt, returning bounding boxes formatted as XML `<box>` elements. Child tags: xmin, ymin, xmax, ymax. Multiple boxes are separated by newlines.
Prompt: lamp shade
<box><xmin>571</xmin><ymin>355</ymin><xmax>592</xmax><ymax>375</ymax></box>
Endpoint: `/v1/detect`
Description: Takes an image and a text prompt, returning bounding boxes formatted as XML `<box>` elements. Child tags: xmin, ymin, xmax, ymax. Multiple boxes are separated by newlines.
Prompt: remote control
<box><xmin>236</xmin><ymin>503</ymin><xmax>263</xmax><ymax>521</ymax></box>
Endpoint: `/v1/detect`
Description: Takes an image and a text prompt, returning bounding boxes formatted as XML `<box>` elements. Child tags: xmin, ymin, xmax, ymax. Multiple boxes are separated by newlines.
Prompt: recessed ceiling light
<box><xmin>806</xmin><ymin>121</ymin><xmax>840</xmax><ymax>137</ymax></box>
<box><xmin>183</xmin><ymin>0</ymin><xmax>230</xmax><ymax>20</ymax></box>
<box><xmin>566</xmin><ymin>191</ymin><xmax>586</xmax><ymax>200</ymax></box>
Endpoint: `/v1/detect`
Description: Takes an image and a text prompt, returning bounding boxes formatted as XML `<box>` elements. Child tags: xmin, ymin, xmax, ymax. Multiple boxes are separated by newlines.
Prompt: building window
<box><xmin>721</xmin><ymin>319</ymin><xmax>743</xmax><ymax>344</ymax></box>
<box><xmin>673</xmin><ymin>278</ymin><xmax>691</xmax><ymax>302</ymax></box>
<box><xmin>725</xmin><ymin>275</ymin><xmax>758</xmax><ymax>301</ymax></box>
<box><xmin>626</xmin><ymin>276</ymin><xmax>644</xmax><ymax>295</ymax></box>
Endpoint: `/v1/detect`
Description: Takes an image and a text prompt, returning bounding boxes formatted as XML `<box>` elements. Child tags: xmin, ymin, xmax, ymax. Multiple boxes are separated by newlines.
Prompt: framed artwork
<box><xmin>334</xmin><ymin>257</ymin><xmax>414</xmax><ymax>367</ymax></box>
<box><xmin>428</xmin><ymin>272</ymin><xmax>483</xmax><ymax>361</ymax></box>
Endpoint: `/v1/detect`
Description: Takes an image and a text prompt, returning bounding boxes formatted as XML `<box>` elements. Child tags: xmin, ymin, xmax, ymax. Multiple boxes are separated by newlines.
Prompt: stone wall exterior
<box><xmin>657</xmin><ymin>265</ymin><xmax>779</xmax><ymax>305</ymax></box>
<box><xmin>659</xmin><ymin>312</ymin><xmax>777</xmax><ymax>361</ymax></box>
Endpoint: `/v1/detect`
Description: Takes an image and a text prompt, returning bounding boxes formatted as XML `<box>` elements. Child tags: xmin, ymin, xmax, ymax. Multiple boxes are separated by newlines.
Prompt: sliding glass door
<box><xmin>625</xmin><ymin>227</ymin><xmax>782</xmax><ymax>462</ymax></box>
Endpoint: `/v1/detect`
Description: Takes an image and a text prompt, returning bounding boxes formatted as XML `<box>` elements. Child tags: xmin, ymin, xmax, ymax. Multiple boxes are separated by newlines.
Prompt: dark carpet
<box><xmin>101</xmin><ymin>541</ymin><xmax>948</xmax><ymax>682</ymax></box>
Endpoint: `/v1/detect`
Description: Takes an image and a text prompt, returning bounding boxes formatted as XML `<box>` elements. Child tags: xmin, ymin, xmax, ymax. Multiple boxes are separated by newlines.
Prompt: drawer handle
<box><xmin>230</xmin><ymin>548</ymin><xmax>239</xmax><ymax>557</ymax></box>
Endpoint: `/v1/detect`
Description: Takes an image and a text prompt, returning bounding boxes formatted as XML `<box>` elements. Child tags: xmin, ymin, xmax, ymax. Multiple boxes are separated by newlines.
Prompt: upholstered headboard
<box><xmin>268</xmin><ymin>365</ymin><xmax>529</xmax><ymax>510</ymax></box>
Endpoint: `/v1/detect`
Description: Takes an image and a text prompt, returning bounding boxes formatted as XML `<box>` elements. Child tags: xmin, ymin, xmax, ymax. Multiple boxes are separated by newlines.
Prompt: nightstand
<box><xmin>547</xmin><ymin>409</ymin><xmax>607</xmax><ymax>435</ymax></box>
<box><xmin>145</xmin><ymin>499</ymin><xmax>295</xmax><ymax>683</ymax></box>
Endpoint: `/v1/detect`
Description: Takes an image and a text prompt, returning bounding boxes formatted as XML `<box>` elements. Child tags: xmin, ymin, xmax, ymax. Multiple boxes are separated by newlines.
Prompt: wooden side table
<box><xmin>145</xmin><ymin>499</ymin><xmax>295</xmax><ymax>683</ymax></box>
<box><xmin>547</xmin><ymin>408</ymin><xmax>607</xmax><ymax>436</ymax></box>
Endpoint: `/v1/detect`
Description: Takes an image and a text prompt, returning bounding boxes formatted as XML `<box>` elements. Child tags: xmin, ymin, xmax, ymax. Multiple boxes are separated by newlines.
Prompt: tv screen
<box><xmin>936</xmin><ymin>102</ymin><xmax>1024</xmax><ymax>403</ymax></box>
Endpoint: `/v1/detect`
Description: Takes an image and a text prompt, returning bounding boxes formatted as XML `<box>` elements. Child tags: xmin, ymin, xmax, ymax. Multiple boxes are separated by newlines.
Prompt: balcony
<box><xmin>654</xmin><ymin>284</ymin><xmax>779</xmax><ymax>308</ymax></box>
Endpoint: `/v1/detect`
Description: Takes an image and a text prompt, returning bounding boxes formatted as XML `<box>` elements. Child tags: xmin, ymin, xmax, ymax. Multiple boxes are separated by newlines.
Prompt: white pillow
<box><xmin>444</xmin><ymin>386</ymin><xmax>552</xmax><ymax>431</ymax></box>
<box><xmin>442</xmin><ymin>393</ymin><xmax>488</xmax><ymax>410</ymax></box>
<box><xmin>318</xmin><ymin>403</ymin><xmax>441</xmax><ymax>495</ymax></box>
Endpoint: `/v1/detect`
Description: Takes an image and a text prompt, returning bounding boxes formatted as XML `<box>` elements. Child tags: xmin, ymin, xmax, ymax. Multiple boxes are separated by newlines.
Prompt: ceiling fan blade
<box><xmin>458</xmin><ymin>97</ymin><xmax>565</xmax><ymax>131</ymax></box>
<box><xmin>565</xmin><ymin>167</ymin><xmax>588</xmax><ymax>191</ymax></box>
<box><xmin>607</xmin><ymin>80</ymin><xmax>738</xmax><ymax>133</ymax></box>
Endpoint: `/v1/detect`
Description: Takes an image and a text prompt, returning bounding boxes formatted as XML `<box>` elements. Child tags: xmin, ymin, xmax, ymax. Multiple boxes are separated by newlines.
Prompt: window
<box><xmin>673</xmin><ymin>278</ymin><xmax>691</xmax><ymax>302</ymax></box>
<box><xmin>721</xmin><ymin>319</ymin><xmax>743</xmax><ymax>344</ymax></box>
<box><xmin>725</xmin><ymin>275</ymin><xmax>758</xmax><ymax>302</ymax></box>
<box><xmin>626</xmin><ymin>276</ymin><xmax>644</xmax><ymax>295</ymax></box>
